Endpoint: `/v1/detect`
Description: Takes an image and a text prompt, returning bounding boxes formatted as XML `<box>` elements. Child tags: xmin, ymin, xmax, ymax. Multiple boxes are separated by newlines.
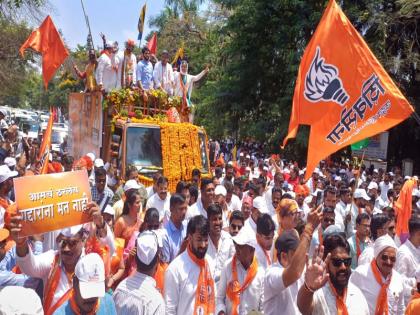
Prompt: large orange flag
<box><xmin>38</xmin><ymin>108</ymin><xmax>54</xmax><ymax>174</ymax></box>
<box><xmin>20</xmin><ymin>16</ymin><xmax>69</xmax><ymax>88</ymax></box>
<box><xmin>394</xmin><ymin>178</ymin><xmax>417</xmax><ymax>239</ymax></box>
<box><xmin>282</xmin><ymin>0</ymin><xmax>414</xmax><ymax>180</ymax></box>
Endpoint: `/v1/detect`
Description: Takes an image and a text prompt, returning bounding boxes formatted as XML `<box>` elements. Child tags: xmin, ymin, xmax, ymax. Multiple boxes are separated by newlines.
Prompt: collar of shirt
<box><xmin>167</xmin><ymin>219</ymin><xmax>185</xmax><ymax>233</ymax></box>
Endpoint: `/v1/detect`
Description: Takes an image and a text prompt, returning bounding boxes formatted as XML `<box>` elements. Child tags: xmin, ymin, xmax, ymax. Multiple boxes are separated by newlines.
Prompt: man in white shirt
<box><xmin>206</xmin><ymin>204</ymin><xmax>234</xmax><ymax>283</ymax></box>
<box><xmin>298</xmin><ymin>233</ymin><xmax>370</xmax><ymax>315</ymax></box>
<box><xmin>264</xmin><ymin>206</ymin><xmax>321</xmax><ymax>315</ymax></box>
<box><xmin>255</xmin><ymin>213</ymin><xmax>275</xmax><ymax>270</ymax></box>
<box><xmin>113</xmin><ymin>231</ymin><xmax>165</xmax><ymax>314</ymax></box>
<box><xmin>146</xmin><ymin>172</ymin><xmax>162</xmax><ymax>200</ymax></box>
<box><xmin>115</xmin><ymin>39</ymin><xmax>137</xmax><ymax>89</ymax></box>
<box><xmin>96</xmin><ymin>42</ymin><xmax>116</xmax><ymax>93</ymax></box>
<box><xmin>165</xmin><ymin>215</ymin><xmax>215</xmax><ymax>315</ymax></box>
<box><xmin>347</xmin><ymin>212</ymin><xmax>372</xmax><ymax>270</ymax></box>
<box><xmin>396</xmin><ymin>214</ymin><xmax>420</xmax><ymax>306</ymax></box>
<box><xmin>368</xmin><ymin>181</ymin><xmax>386</xmax><ymax>211</ymax></box>
<box><xmin>146</xmin><ymin>176</ymin><xmax>171</xmax><ymax>221</ymax></box>
<box><xmin>350</xmin><ymin>234</ymin><xmax>405</xmax><ymax>315</ymax></box>
<box><xmin>295</xmin><ymin>184</ymin><xmax>311</xmax><ymax>220</ymax></box>
<box><xmin>379</xmin><ymin>173</ymin><xmax>393</xmax><ymax>202</ymax></box>
<box><xmin>335</xmin><ymin>187</ymin><xmax>352</xmax><ymax>236</ymax></box>
<box><xmin>243</xmin><ymin>196</ymin><xmax>267</xmax><ymax>234</ymax></box>
<box><xmin>187</xmin><ymin>178</ymin><xmax>215</xmax><ymax>219</ymax></box>
<box><xmin>225</xmin><ymin>181</ymin><xmax>242</xmax><ymax>213</ymax></box>
<box><xmin>267</xmin><ymin>187</ymin><xmax>282</xmax><ymax>229</ymax></box>
<box><xmin>216</xmin><ymin>225</ymin><xmax>265</xmax><ymax>314</ymax></box>
<box><xmin>229</xmin><ymin>210</ymin><xmax>245</xmax><ymax>237</ymax></box>
<box><xmin>153</xmin><ymin>50</ymin><xmax>174</xmax><ymax>95</ymax></box>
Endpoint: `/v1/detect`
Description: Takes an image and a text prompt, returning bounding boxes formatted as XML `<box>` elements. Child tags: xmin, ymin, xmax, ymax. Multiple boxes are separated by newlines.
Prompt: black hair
<box><xmin>152</xmin><ymin>172</ymin><xmax>162</xmax><ymax>183</ymax></box>
<box><xmin>323</xmin><ymin>233</ymin><xmax>350</xmax><ymax>259</ymax></box>
<box><xmin>224</xmin><ymin>181</ymin><xmax>234</xmax><ymax>193</ymax></box>
<box><xmin>339</xmin><ymin>187</ymin><xmax>350</xmax><ymax>196</ymax></box>
<box><xmin>229</xmin><ymin>210</ymin><xmax>244</xmax><ymax>224</ymax></box>
<box><xmin>192</xmin><ymin>168</ymin><xmax>201</xmax><ymax>177</ymax></box>
<box><xmin>207</xmin><ymin>203</ymin><xmax>223</xmax><ymax>219</ymax></box>
<box><xmin>248</xmin><ymin>183</ymin><xmax>258</xmax><ymax>195</ymax></box>
<box><xmin>323</xmin><ymin>207</ymin><xmax>335</xmax><ymax>214</ymax></box>
<box><xmin>94</xmin><ymin>167</ymin><xmax>107</xmax><ymax>178</ymax></box>
<box><xmin>215</xmin><ymin>167</ymin><xmax>223</xmax><ymax>177</ymax></box>
<box><xmin>142</xmin><ymin>47</ymin><xmax>150</xmax><ymax>54</ymax></box>
<box><xmin>157</xmin><ymin>176</ymin><xmax>168</xmax><ymax>186</ymax></box>
<box><xmin>62</xmin><ymin>155</ymin><xmax>74</xmax><ymax>165</ymax></box>
<box><xmin>323</xmin><ymin>185</ymin><xmax>337</xmax><ymax>198</ymax></box>
<box><xmin>122</xmin><ymin>190</ymin><xmax>141</xmax><ymax>215</ymax></box>
<box><xmin>144</xmin><ymin>207</ymin><xmax>159</xmax><ymax>223</ymax></box>
<box><xmin>257</xmin><ymin>214</ymin><xmax>275</xmax><ymax>236</ymax></box>
<box><xmin>356</xmin><ymin>212</ymin><xmax>371</xmax><ymax>225</ymax></box>
<box><xmin>170</xmin><ymin>193</ymin><xmax>186</xmax><ymax>209</ymax></box>
<box><xmin>233</xmin><ymin>178</ymin><xmax>243</xmax><ymax>189</ymax></box>
<box><xmin>176</xmin><ymin>181</ymin><xmax>190</xmax><ymax>194</ymax></box>
<box><xmin>257</xmin><ymin>177</ymin><xmax>266</xmax><ymax>187</ymax></box>
<box><xmin>187</xmin><ymin>215</ymin><xmax>209</xmax><ymax>236</ymax></box>
<box><xmin>371</xmin><ymin>213</ymin><xmax>391</xmax><ymax>240</ymax></box>
<box><xmin>272</xmin><ymin>187</ymin><xmax>283</xmax><ymax>195</ymax></box>
<box><xmin>200</xmin><ymin>178</ymin><xmax>213</xmax><ymax>191</ymax></box>
<box><xmin>125</xmin><ymin>164</ymin><xmax>138</xmax><ymax>179</ymax></box>
<box><xmin>189</xmin><ymin>185</ymin><xmax>199</xmax><ymax>201</ymax></box>
<box><xmin>408</xmin><ymin>213</ymin><xmax>420</xmax><ymax>235</ymax></box>
<box><xmin>387</xmin><ymin>189</ymin><xmax>395</xmax><ymax>198</ymax></box>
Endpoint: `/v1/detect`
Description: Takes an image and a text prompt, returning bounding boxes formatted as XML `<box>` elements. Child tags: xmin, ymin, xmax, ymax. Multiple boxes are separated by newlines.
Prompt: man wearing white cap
<box><xmin>0</xmin><ymin>164</ymin><xmax>17</xmax><ymax>228</ymax></box>
<box><xmin>53</xmin><ymin>253</ymin><xmax>116</xmax><ymax>314</ymax></box>
<box><xmin>346</xmin><ymin>188</ymin><xmax>371</xmax><ymax>235</ymax></box>
<box><xmin>165</xmin><ymin>215</ymin><xmax>215</xmax><ymax>315</ymax></box>
<box><xmin>4</xmin><ymin>156</ymin><xmax>16</xmax><ymax>171</ymax></box>
<box><xmin>9</xmin><ymin>202</ymin><xmax>111</xmax><ymax>315</ymax></box>
<box><xmin>214</xmin><ymin>184</ymin><xmax>230</xmax><ymax>228</ymax></box>
<box><xmin>216</xmin><ymin>224</ymin><xmax>264</xmax><ymax>314</ymax></box>
<box><xmin>367</xmin><ymin>181</ymin><xmax>385</xmax><ymax>212</ymax></box>
<box><xmin>243</xmin><ymin>196</ymin><xmax>268</xmax><ymax>234</ymax></box>
<box><xmin>114</xmin><ymin>231</ymin><xmax>165</xmax><ymax>314</ymax></box>
<box><xmin>379</xmin><ymin>173</ymin><xmax>394</xmax><ymax>203</ymax></box>
<box><xmin>96</xmin><ymin>41</ymin><xmax>117</xmax><ymax>92</ymax></box>
<box><xmin>350</xmin><ymin>234</ymin><xmax>405</xmax><ymax>315</ymax></box>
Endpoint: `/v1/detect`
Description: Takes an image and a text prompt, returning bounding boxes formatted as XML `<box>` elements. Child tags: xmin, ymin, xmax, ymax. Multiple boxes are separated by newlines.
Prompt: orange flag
<box><xmin>20</xmin><ymin>16</ymin><xmax>69</xmax><ymax>88</ymax></box>
<box><xmin>282</xmin><ymin>0</ymin><xmax>414</xmax><ymax>180</ymax></box>
<box><xmin>147</xmin><ymin>32</ymin><xmax>157</xmax><ymax>55</ymax></box>
<box><xmin>394</xmin><ymin>178</ymin><xmax>417</xmax><ymax>238</ymax></box>
<box><xmin>38</xmin><ymin>108</ymin><xmax>54</xmax><ymax>174</ymax></box>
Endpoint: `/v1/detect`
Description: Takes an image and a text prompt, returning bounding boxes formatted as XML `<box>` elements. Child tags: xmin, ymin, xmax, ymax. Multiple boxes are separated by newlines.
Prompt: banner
<box><xmin>282</xmin><ymin>0</ymin><xmax>414</xmax><ymax>180</ymax></box>
<box><xmin>352</xmin><ymin>132</ymin><xmax>389</xmax><ymax>160</ymax></box>
<box><xmin>13</xmin><ymin>170</ymin><xmax>91</xmax><ymax>237</ymax></box>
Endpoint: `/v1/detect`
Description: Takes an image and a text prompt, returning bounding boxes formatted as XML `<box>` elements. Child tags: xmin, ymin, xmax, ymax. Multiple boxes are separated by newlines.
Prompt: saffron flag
<box><xmin>38</xmin><ymin>108</ymin><xmax>54</xmax><ymax>174</ymax></box>
<box><xmin>282</xmin><ymin>0</ymin><xmax>414</xmax><ymax>180</ymax></box>
<box><xmin>172</xmin><ymin>44</ymin><xmax>184</xmax><ymax>70</ymax></box>
<box><xmin>147</xmin><ymin>32</ymin><xmax>157</xmax><ymax>55</ymax></box>
<box><xmin>19</xmin><ymin>16</ymin><xmax>69</xmax><ymax>89</ymax></box>
<box><xmin>394</xmin><ymin>178</ymin><xmax>417</xmax><ymax>240</ymax></box>
<box><xmin>138</xmin><ymin>3</ymin><xmax>147</xmax><ymax>41</ymax></box>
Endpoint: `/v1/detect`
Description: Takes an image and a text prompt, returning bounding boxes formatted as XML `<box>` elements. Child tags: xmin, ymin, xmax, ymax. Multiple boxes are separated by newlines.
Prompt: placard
<box><xmin>13</xmin><ymin>170</ymin><xmax>92</xmax><ymax>237</ymax></box>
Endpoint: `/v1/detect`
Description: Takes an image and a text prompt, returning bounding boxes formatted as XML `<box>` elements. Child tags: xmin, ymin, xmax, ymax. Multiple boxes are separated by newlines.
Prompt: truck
<box><xmin>68</xmin><ymin>90</ymin><xmax>211</xmax><ymax>191</ymax></box>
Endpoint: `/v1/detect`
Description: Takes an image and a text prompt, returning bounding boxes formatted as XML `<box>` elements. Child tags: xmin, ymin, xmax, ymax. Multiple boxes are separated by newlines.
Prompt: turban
<box><xmin>373</xmin><ymin>234</ymin><xmax>397</xmax><ymax>258</ymax></box>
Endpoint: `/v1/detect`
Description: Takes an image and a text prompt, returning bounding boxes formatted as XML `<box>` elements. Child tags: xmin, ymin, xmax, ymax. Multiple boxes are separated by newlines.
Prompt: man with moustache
<box><xmin>136</xmin><ymin>47</ymin><xmax>154</xmax><ymax>91</ymax></box>
<box><xmin>165</xmin><ymin>215</ymin><xmax>215</xmax><ymax>315</ymax></box>
<box><xmin>350</xmin><ymin>234</ymin><xmax>405</xmax><ymax>315</ymax></box>
<box><xmin>187</xmin><ymin>178</ymin><xmax>215</xmax><ymax>219</ymax></box>
<box><xmin>297</xmin><ymin>234</ymin><xmax>370</xmax><ymax>315</ymax></box>
<box><xmin>153</xmin><ymin>50</ymin><xmax>174</xmax><ymax>95</ymax></box>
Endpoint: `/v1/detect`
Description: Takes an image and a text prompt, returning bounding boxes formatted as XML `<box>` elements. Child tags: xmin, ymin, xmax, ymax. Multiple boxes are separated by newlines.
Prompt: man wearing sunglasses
<box><xmin>350</xmin><ymin>234</ymin><xmax>405</xmax><ymax>315</ymax></box>
<box><xmin>297</xmin><ymin>234</ymin><xmax>370</xmax><ymax>315</ymax></box>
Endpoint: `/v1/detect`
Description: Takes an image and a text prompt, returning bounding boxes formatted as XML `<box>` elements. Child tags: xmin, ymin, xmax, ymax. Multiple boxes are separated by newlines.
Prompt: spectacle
<box><xmin>381</xmin><ymin>254</ymin><xmax>396</xmax><ymax>263</ymax></box>
<box><xmin>331</xmin><ymin>258</ymin><xmax>352</xmax><ymax>267</ymax></box>
<box><xmin>58</xmin><ymin>238</ymin><xmax>80</xmax><ymax>248</ymax></box>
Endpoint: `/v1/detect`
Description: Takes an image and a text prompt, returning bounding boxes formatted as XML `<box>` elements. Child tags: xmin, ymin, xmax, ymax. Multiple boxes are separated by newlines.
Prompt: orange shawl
<box><xmin>371</xmin><ymin>259</ymin><xmax>390</xmax><ymax>315</ymax></box>
<box><xmin>328</xmin><ymin>279</ymin><xmax>349</xmax><ymax>315</ymax></box>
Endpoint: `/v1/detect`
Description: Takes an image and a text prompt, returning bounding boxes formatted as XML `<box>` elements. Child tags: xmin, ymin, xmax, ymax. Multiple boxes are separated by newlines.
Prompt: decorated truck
<box><xmin>68</xmin><ymin>89</ymin><xmax>211</xmax><ymax>191</ymax></box>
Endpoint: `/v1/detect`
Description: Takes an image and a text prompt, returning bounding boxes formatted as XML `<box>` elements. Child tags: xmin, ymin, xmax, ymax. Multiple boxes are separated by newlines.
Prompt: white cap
<box><xmin>246</xmin><ymin>155</ymin><xmax>251</xmax><ymax>159</ymax></box>
<box><xmin>232</xmin><ymin>226</ymin><xmax>257</xmax><ymax>248</ymax></box>
<box><xmin>388</xmin><ymin>172</ymin><xmax>394</xmax><ymax>176</ymax></box>
<box><xmin>0</xmin><ymin>164</ymin><xmax>18</xmax><ymax>184</ymax></box>
<box><xmin>59</xmin><ymin>224</ymin><xmax>85</xmax><ymax>238</ymax></box>
<box><xmin>4</xmin><ymin>157</ymin><xmax>16</xmax><ymax>168</ymax></box>
<box><xmin>367</xmin><ymin>181</ymin><xmax>378</xmax><ymax>190</ymax></box>
<box><xmin>253</xmin><ymin>196</ymin><xmax>268</xmax><ymax>213</ymax></box>
<box><xmin>263</xmin><ymin>166</ymin><xmax>269</xmax><ymax>171</ymax></box>
<box><xmin>239</xmin><ymin>153</ymin><xmax>244</xmax><ymax>157</ymax></box>
<box><xmin>0</xmin><ymin>286</ymin><xmax>43</xmax><ymax>315</ymax></box>
<box><xmin>75</xmin><ymin>253</ymin><xmax>105</xmax><ymax>299</ymax></box>
<box><xmin>313</xmin><ymin>167</ymin><xmax>320</xmax><ymax>174</ymax></box>
<box><xmin>311</xmin><ymin>188</ymin><xmax>324</xmax><ymax>197</ymax></box>
<box><xmin>373</xmin><ymin>234</ymin><xmax>397</xmax><ymax>258</ymax></box>
<box><xmin>215</xmin><ymin>185</ymin><xmax>227</xmax><ymax>197</ymax></box>
<box><xmin>86</xmin><ymin>153</ymin><xmax>95</xmax><ymax>162</ymax></box>
<box><xmin>373</xmin><ymin>169</ymin><xmax>379</xmax><ymax>174</ymax></box>
<box><xmin>354</xmin><ymin>188</ymin><xmax>370</xmax><ymax>201</ymax></box>
<box><xmin>412</xmin><ymin>189</ymin><xmax>420</xmax><ymax>198</ymax></box>
<box><xmin>124</xmin><ymin>179</ymin><xmax>141</xmax><ymax>192</ymax></box>
<box><xmin>245</xmin><ymin>167</ymin><xmax>251</xmax><ymax>172</ymax></box>
<box><xmin>0</xmin><ymin>109</ymin><xmax>7</xmax><ymax>117</ymax></box>
<box><xmin>228</xmin><ymin>161</ymin><xmax>233</xmax><ymax>166</ymax></box>
<box><xmin>136</xmin><ymin>230</ymin><xmax>159</xmax><ymax>265</ymax></box>
<box><xmin>103</xmin><ymin>205</ymin><xmax>115</xmax><ymax>216</ymax></box>
<box><xmin>404</xmin><ymin>175</ymin><xmax>411</xmax><ymax>180</ymax></box>
<box><xmin>334</xmin><ymin>176</ymin><xmax>342</xmax><ymax>181</ymax></box>
<box><xmin>94</xmin><ymin>158</ymin><xmax>104</xmax><ymax>168</ymax></box>
<box><xmin>299</xmin><ymin>170</ymin><xmax>305</xmax><ymax>176</ymax></box>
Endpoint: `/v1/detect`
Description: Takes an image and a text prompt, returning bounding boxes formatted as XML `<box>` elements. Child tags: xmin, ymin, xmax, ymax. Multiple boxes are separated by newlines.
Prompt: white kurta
<box><xmin>206</xmin><ymin>231</ymin><xmax>235</xmax><ymax>283</ymax></box>
<box><xmin>153</xmin><ymin>61</ymin><xmax>174</xmax><ymax>95</ymax></box>
<box><xmin>96</xmin><ymin>53</ymin><xmax>116</xmax><ymax>92</ymax></box>
<box><xmin>173</xmin><ymin>70</ymin><xmax>207</xmax><ymax>106</ymax></box>
<box><xmin>216</xmin><ymin>256</ymin><xmax>265</xmax><ymax>315</ymax></box>
<box><xmin>146</xmin><ymin>193</ymin><xmax>171</xmax><ymax>221</ymax></box>
<box><xmin>115</xmin><ymin>52</ymin><xmax>137</xmax><ymax>89</ymax></box>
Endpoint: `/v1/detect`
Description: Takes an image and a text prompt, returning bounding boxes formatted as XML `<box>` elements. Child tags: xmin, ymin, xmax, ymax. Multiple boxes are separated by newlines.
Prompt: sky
<box><xmin>50</xmin><ymin>0</ymin><xmax>166</xmax><ymax>49</ymax></box>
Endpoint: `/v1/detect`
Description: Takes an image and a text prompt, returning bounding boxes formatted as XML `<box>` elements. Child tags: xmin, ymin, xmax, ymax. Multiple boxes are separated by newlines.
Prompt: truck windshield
<box><xmin>198</xmin><ymin>132</ymin><xmax>209</xmax><ymax>173</ymax></box>
<box><xmin>126</xmin><ymin>126</ymin><xmax>163</xmax><ymax>168</ymax></box>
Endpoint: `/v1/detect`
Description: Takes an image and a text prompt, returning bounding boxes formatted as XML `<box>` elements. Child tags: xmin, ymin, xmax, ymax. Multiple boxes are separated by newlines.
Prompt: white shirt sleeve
<box><xmin>131</xmin><ymin>54</ymin><xmax>137</xmax><ymax>85</ymax></box>
<box><xmin>216</xmin><ymin>263</ymin><xmax>228</xmax><ymax>314</ymax></box>
<box><xmin>96</xmin><ymin>57</ymin><xmax>105</xmax><ymax>85</ymax></box>
<box><xmin>136</xmin><ymin>62</ymin><xmax>142</xmax><ymax>84</ymax></box>
<box><xmin>191</xmin><ymin>69</ymin><xmax>207</xmax><ymax>82</ymax></box>
<box><xmin>153</xmin><ymin>63</ymin><xmax>161</xmax><ymax>88</ymax></box>
<box><xmin>266</xmin><ymin>266</ymin><xmax>286</xmax><ymax>292</ymax></box>
<box><xmin>164</xmin><ymin>265</ymin><xmax>179</xmax><ymax>315</ymax></box>
<box><xmin>16</xmin><ymin>248</ymin><xmax>55</xmax><ymax>279</ymax></box>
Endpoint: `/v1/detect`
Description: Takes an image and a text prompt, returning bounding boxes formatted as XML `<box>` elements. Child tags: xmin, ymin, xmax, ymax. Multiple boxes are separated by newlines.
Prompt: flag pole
<box><xmin>80</xmin><ymin>0</ymin><xmax>95</xmax><ymax>51</ymax></box>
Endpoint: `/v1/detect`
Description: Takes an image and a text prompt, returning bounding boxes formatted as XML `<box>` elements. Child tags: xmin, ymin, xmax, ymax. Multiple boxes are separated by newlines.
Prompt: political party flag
<box><xmin>38</xmin><ymin>108</ymin><xmax>54</xmax><ymax>174</ymax></box>
<box><xmin>19</xmin><ymin>16</ymin><xmax>69</xmax><ymax>89</ymax></box>
<box><xmin>172</xmin><ymin>44</ymin><xmax>184</xmax><ymax>69</ymax></box>
<box><xmin>147</xmin><ymin>32</ymin><xmax>157</xmax><ymax>55</ymax></box>
<box><xmin>394</xmin><ymin>178</ymin><xmax>417</xmax><ymax>240</ymax></box>
<box><xmin>282</xmin><ymin>0</ymin><xmax>414</xmax><ymax>180</ymax></box>
<box><xmin>138</xmin><ymin>3</ymin><xmax>147</xmax><ymax>41</ymax></box>
<box><xmin>351</xmin><ymin>138</ymin><xmax>370</xmax><ymax>151</ymax></box>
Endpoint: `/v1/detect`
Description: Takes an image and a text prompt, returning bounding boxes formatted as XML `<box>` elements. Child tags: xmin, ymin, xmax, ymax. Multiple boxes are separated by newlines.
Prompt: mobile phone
<box><xmin>315</xmin><ymin>191</ymin><xmax>323</xmax><ymax>208</ymax></box>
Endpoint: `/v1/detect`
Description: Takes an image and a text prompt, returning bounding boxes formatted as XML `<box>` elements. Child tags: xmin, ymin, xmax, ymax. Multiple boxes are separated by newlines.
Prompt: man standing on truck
<box><xmin>136</xmin><ymin>47</ymin><xmax>154</xmax><ymax>92</ymax></box>
<box><xmin>96</xmin><ymin>41</ymin><xmax>116</xmax><ymax>93</ymax></box>
<box><xmin>116</xmin><ymin>39</ymin><xmax>137</xmax><ymax>89</ymax></box>
<box><xmin>153</xmin><ymin>50</ymin><xmax>174</xmax><ymax>95</ymax></box>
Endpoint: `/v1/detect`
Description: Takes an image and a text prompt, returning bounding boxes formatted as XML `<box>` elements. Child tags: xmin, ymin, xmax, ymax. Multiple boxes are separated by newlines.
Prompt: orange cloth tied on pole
<box><xmin>394</xmin><ymin>178</ymin><xmax>417</xmax><ymax>239</ymax></box>
<box><xmin>282</xmin><ymin>0</ymin><xmax>414</xmax><ymax>180</ymax></box>
<box><xmin>38</xmin><ymin>108</ymin><xmax>54</xmax><ymax>174</ymax></box>
<box><xmin>19</xmin><ymin>15</ymin><xmax>69</xmax><ymax>88</ymax></box>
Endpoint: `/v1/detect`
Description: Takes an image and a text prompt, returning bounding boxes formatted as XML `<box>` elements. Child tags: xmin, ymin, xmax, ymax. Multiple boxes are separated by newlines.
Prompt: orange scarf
<box><xmin>154</xmin><ymin>261</ymin><xmax>168</xmax><ymax>294</ymax></box>
<box><xmin>44</xmin><ymin>254</ymin><xmax>73</xmax><ymax>315</ymax></box>
<box><xmin>262</xmin><ymin>246</ymin><xmax>271</xmax><ymax>266</ymax></box>
<box><xmin>69</xmin><ymin>289</ymin><xmax>100</xmax><ymax>315</ymax></box>
<box><xmin>371</xmin><ymin>259</ymin><xmax>390</xmax><ymax>315</ymax></box>
<box><xmin>226</xmin><ymin>255</ymin><xmax>258</xmax><ymax>315</ymax></box>
<box><xmin>328</xmin><ymin>279</ymin><xmax>349</xmax><ymax>315</ymax></box>
<box><xmin>179</xmin><ymin>74</ymin><xmax>189</xmax><ymax>112</ymax></box>
<box><xmin>318</xmin><ymin>228</ymin><xmax>324</xmax><ymax>246</ymax></box>
<box><xmin>187</xmin><ymin>244</ymin><xmax>215</xmax><ymax>315</ymax></box>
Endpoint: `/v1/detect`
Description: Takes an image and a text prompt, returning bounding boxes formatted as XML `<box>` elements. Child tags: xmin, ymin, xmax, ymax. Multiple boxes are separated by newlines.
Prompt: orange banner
<box><xmin>282</xmin><ymin>0</ymin><xmax>414</xmax><ymax>180</ymax></box>
<box><xmin>13</xmin><ymin>170</ymin><xmax>92</xmax><ymax>237</ymax></box>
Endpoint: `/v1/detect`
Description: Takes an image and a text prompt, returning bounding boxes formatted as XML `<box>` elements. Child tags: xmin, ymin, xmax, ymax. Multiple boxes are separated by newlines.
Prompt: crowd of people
<box><xmin>0</xmin><ymin>135</ymin><xmax>419</xmax><ymax>315</ymax></box>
